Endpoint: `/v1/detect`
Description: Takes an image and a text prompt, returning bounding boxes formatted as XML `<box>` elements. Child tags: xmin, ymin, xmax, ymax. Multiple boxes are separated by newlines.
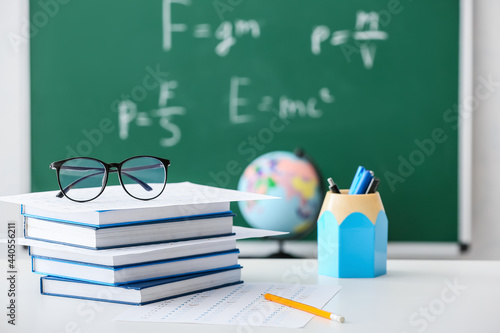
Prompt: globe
<box><xmin>237</xmin><ymin>151</ymin><xmax>323</xmax><ymax>238</ymax></box>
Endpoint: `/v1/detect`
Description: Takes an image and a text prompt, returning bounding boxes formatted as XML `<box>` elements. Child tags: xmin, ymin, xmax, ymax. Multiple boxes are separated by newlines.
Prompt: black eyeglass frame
<box><xmin>49</xmin><ymin>156</ymin><xmax>171</xmax><ymax>203</ymax></box>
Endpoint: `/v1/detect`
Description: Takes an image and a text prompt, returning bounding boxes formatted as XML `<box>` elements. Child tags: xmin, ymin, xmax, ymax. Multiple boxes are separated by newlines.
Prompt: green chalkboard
<box><xmin>30</xmin><ymin>0</ymin><xmax>460</xmax><ymax>243</ymax></box>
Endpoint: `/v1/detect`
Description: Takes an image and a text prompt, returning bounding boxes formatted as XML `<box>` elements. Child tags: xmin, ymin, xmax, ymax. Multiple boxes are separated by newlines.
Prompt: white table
<box><xmin>1</xmin><ymin>253</ymin><xmax>499</xmax><ymax>332</ymax></box>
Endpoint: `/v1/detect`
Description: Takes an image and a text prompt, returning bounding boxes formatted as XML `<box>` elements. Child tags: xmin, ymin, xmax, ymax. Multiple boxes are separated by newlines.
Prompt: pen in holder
<box><xmin>317</xmin><ymin>190</ymin><xmax>388</xmax><ymax>278</ymax></box>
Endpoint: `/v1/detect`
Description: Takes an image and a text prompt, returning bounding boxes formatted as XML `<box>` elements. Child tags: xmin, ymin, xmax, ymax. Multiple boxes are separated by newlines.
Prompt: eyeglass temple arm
<box><xmin>55</xmin><ymin>167</ymin><xmax>154</xmax><ymax>198</ymax></box>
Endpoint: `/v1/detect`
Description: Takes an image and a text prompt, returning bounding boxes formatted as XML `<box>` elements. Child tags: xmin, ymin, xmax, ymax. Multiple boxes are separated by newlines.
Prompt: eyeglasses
<box><xmin>49</xmin><ymin>156</ymin><xmax>170</xmax><ymax>202</ymax></box>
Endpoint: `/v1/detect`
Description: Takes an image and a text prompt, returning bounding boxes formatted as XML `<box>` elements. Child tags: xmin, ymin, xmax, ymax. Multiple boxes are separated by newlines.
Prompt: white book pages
<box><xmin>3</xmin><ymin>226</ymin><xmax>287</xmax><ymax>256</ymax></box>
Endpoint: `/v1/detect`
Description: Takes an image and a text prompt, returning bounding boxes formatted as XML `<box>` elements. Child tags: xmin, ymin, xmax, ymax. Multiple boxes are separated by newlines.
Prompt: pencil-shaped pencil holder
<box><xmin>317</xmin><ymin>190</ymin><xmax>388</xmax><ymax>278</ymax></box>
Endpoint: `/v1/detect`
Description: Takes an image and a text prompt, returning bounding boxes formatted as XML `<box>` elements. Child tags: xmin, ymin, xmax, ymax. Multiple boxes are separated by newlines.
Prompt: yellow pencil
<box><xmin>264</xmin><ymin>293</ymin><xmax>345</xmax><ymax>323</ymax></box>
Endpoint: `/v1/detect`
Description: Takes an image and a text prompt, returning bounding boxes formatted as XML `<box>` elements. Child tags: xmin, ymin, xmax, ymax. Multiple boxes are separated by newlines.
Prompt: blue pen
<box><xmin>348</xmin><ymin>166</ymin><xmax>365</xmax><ymax>194</ymax></box>
<box><xmin>351</xmin><ymin>170</ymin><xmax>373</xmax><ymax>194</ymax></box>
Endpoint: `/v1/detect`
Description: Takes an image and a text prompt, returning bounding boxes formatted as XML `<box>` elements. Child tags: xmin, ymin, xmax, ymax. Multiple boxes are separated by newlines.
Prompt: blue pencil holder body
<box><xmin>317</xmin><ymin>190</ymin><xmax>388</xmax><ymax>278</ymax></box>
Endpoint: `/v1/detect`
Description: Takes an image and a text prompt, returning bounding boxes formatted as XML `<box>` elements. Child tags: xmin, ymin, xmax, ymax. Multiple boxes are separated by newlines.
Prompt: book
<box><xmin>0</xmin><ymin>182</ymin><xmax>277</xmax><ymax>226</ymax></box>
<box><xmin>22</xmin><ymin>203</ymin><xmax>229</xmax><ymax>227</ymax></box>
<box><xmin>31</xmin><ymin>249</ymin><xmax>240</xmax><ymax>285</ymax></box>
<box><xmin>40</xmin><ymin>266</ymin><xmax>243</xmax><ymax>305</ymax></box>
<box><xmin>25</xmin><ymin>226</ymin><xmax>286</xmax><ymax>266</ymax></box>
<box><xmin>24</xmin><ymin>212</ymin><xmax>234</xmax><ymax>249</ymax></box>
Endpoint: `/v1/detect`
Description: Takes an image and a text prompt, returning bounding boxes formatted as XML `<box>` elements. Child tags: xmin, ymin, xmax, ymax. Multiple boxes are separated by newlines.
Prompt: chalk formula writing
<box><xmin>118</xmin><ymin>79</ymin><xmax>186</xmax><ymax>147</ymax></box>
<box><xmin>229</xmin><ymin>76</ymin><xmax>335</xmax><ymax>125</ymax></box>
<box><xmin>163</xmin><ymin>0</ymin><xmax>260</xmax><ymax>56</ymax></box>
<box><xmin>117</xmin><ymin>3</ymin><xmax>384</xmax><ymax>148</ymax></box>
<box><xmin>311</xmin><ymin>11</ymin><xmax>388</xmax><ymax>69</ymax></box>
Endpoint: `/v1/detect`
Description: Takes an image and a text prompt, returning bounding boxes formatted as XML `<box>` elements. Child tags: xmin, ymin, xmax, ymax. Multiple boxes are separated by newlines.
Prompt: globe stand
<box><xmin>267</xmin><ymin>239</ymin><xmax>299</xmax><ymax>258</ymax></box>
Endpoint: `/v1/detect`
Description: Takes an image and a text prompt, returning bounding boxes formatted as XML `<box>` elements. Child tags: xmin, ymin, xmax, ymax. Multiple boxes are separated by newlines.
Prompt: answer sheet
<box><xmin>0</xmin><ymin>182</ymin><xmax>277</xmax><ymax>213</ymax></box>
<box><xmin>115</xmin><ymin>283</ymin><xmax>342</xmax><ymax>328</ymax></box>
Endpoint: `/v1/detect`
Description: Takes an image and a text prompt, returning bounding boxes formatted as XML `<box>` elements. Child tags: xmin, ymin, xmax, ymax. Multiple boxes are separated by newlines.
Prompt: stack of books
<box><xmin>1</xmin><ymin>182</ymin><xmax>279</xmax><ymax>305</ymax></box>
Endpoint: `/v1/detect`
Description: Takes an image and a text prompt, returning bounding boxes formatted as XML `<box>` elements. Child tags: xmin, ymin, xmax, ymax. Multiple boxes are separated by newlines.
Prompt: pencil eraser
<box><xmin>331</xmin><ymin>314</ymin><xmax>345</xmax><ymax>323</ymax></box>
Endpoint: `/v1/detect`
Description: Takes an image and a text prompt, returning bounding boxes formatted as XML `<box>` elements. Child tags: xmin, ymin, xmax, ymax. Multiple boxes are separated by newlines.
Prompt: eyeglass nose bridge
<box><xmin>107</xmin><ymin>163</ymin><xmax>121</xmax><ymax>177</ymax></box>
<box><xmin>108</xmin><ymin>163</ymin><xmax>121</xmax><ymax>170</ymax></box>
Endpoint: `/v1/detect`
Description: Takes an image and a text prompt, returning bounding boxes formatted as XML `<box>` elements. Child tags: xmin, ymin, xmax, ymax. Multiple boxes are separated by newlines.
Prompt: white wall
<box><xmin>462</xmin><ymin>0</ymin><xmax>500</xmax><ymax>260</ymax></box>
<box><xmin>0</xmin><ymin>0</ymin><xmax>30</xmax><ymax>196</ymax></box>
<box><xmin>0</xmin><ymin>0</ymin><xmax>499</xmax><ymax>259</ymax></box>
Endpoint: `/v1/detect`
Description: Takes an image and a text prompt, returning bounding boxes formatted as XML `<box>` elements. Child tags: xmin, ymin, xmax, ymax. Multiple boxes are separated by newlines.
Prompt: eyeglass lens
<box><xmin>58</xmin><ymin>158</ymin><xmax>106</xmax><ymax>201</ymax></box>
<box><xmin>121</xmin><ymin>157</ymin><xmax>166</xmax><ymax>199</ymax></box>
